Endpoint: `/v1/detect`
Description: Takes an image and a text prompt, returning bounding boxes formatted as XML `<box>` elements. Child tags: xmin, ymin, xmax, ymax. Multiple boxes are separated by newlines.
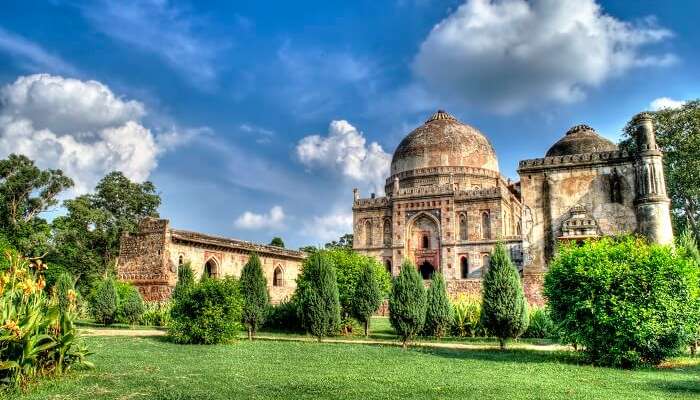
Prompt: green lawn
<box><xmin>6</xmin><ymin>334</ymin><xmax>699</xmax><ymax>400</ymax></box>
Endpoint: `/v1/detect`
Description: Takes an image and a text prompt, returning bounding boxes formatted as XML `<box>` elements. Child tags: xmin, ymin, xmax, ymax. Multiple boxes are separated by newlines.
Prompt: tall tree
<box><xmin>389</xmin><ymin>261</ymin><xmax>427</xmax><ymax>348</ymax></box>
<box><xmin>353</xmin><ymin>264</ymin><xmax>383</xmax><ymax>336</ymax></box>
<box><xmin>0</xmin><ymin>154</ymin><xmax>73</xmax><ymax>255</ymax></box>
<box><xmin>424</xmin><ymin>272</ymin><xmax>453</xmax><ymax>339</ymax></box>
<box><xmin>481</xmin><ymin>243</ymin><xmax>528</xmax><ymax>350</ymax></box>
<box><xmin>240</xmin><ymin>253</ymin><xmax>269</xmax><ymax>340</ymax></box>
<box><xmin>621</xmin><ymin>100</ymin><xmax>700</xmax><ymax>237</ymax></box>
<box><xmin>324</xmin><ymin>233</ymin><xmax>353</xmax><ymax>250</ymax></box>
<box><xmin>269</xmin><ymin>237</ymin><xmax>285</xmax><ymax>248</ymax></box>
<box><xmin>296</xmin><ymin>252</ymin><xmax>341</xmax><ymax>341</ymax></box>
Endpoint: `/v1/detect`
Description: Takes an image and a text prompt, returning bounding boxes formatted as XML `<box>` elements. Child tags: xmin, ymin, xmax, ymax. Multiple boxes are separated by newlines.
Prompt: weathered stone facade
<box><xmin>353</xmin><ymin>110</ymin><xmax>673</xmax><ymax>305</ymax></box>
<box><xmin>117</xmin><ymin>218</ymin><xmax>305</xmax><ymax>303</ymax></box>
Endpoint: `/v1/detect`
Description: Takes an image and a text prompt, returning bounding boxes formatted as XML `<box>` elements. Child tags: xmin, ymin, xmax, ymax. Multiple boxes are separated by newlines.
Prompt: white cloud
<box><xmin>649</xmin><ymin>97</ymin><xmax>685</xmax><ymax>111</ymax></box>
<box><xmin>0</xmin><ymin>74</ymin><xmax>190</xmax><ymax>194</ymax></box>
<box><xmin>296</xmin><ymin>120</ymin><xmax>391</xmax><ymax>194</ymax></box>
<box><xmin>0</xmin><ymin>27</ymin><xmax>78</xmax><ymax>76</ymax></box>
<box><xmin>239</xmin><ymin>123</ymin><xmax>275</xmax><ymax>144</ymax></box>
<box><xmin>413</xmin><ymin>0</ymin><xmax>677</xmax><ymax>113</ymax></box>
<box><xmin>80</xmin><ymin>0</ymin><xmax>223</xmax><ymax>88</ymax></box>
<box><xmin>301</xmin><ymin>212</ymin><xmax>353</xmax><ymax>243</ymax></box>
<box><xmin>234</xmin><ymin>206</ymin><xmax>286</xmax><ymax>230</ymax></box>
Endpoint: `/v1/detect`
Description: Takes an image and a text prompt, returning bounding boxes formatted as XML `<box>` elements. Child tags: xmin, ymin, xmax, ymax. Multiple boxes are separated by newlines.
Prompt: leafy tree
<box><xmin>296</xmin><ymin>252</ymin><xmax>341</xmax><ymax>340</ymax></box>
<box><xmin>389</xmin><ymin>261</ymin><xmax>427</xmax><ymax>348</ymax></box>
<box><xmin>52</xmin><ymin>171</ymin><xmax>160</xmax><ymax>289</ymax></box>
<box><xmin>0</xmin><ymin>154</ymin><xmax>73</xmax><ymax>255</ymax></box>
<box><xmin>299</xmin><ymin>245</ymin><xmax>319</xmax><ymax>254</ymax></box>
<box><xmin>621</xmin><ymin>100</ymin><xmax>700</xmax><ymax>237</ymax></box>
<box><xmin>240</xmin><ymin>253</ymin><xmax>269</xmax><ymax>340</ymax></box>
<box><xmin>545</xmin><ymin>235</ymin><xmax>699</xmax><ymax>367</ymax></box>
<box><xmin>481</xmin><ymin>243</ymin><xmax>528</xmax><ymax>350</ymax></box>
<box><xmin>676</xmin><ymin>230</ymin><xmax>700</xmax><ymax>356</ymax></box>
<box><xmin>324</xmin><ymin>233</ymin><xmax>353</xmax><ymax>250</ymax></box>
<box><xmin>115</xmin><ymin>282</ymin><xmax>145</xmax><ymax>325</ymax></box>
<box><xmin>353</xmin><ymin>264</ymin><xmax>382</xmax><ymax>336</ymax></box>
<box><xmin>424</xmin><ymin>272</ymin><xmax>453</xmax><ymax>339</ymax></box>
<box><xmin>269</xmin><ymin>237</ymin><xmax>285</xmax><ymax>248</ymax></box>
<box><xmin>90</xmin><ymin>277</ymin><xmax>118</xmax><ymax>325</ymax></box>
<box><xmin>55</xmin><ymin>272</ymin><xmax>75</xmax><ymax>314</ymax></box>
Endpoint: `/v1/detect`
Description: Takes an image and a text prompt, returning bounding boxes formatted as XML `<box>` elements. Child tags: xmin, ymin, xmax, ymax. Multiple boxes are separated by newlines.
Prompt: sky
<box><xmin>0</xmin><ymin>0</ymin><xmax>698</xmax><ymax>249</ymax></box>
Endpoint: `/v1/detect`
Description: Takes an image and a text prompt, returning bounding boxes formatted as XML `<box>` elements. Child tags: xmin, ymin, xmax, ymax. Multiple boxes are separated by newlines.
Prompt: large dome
<box><xmin>546</xmin><ymin>125</ymin><xmax>617</xmax><ymax>157</ymax></box>
<box><xmin>390</xmin><ymin>110</ymin><xmax>499</xmax><ymax>176</ymax></box>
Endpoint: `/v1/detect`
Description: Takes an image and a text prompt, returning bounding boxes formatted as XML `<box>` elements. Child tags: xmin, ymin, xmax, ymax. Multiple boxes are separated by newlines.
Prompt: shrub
<box><xmin>353</xmin><ymin>264</ymin><xmax>382</xmax><ymax>336</ymax></box>
<box><xmin>115</xmin><ymin>282</ymin><xmax>145</xmax><ymax>325</ymax></box>
<box><xmin>55</xmin><ymin>271</ymin><xmax>75</xmax><ymax>314</ymax></box>
<box><xmin>296</xmin><ymin>252</ymin><xmax>341</xmax><ymax>340</ymax></box>
<box><xmin>677</xmin><ymin>229</ymin><xmax>700</xmax><ymax>356</ymax></box>
<box><xmin>451</xmin><ymin>294</ymin><xmax>484</xmax><ymax>337</ymax></box>
<box><xmin>169</xmin><ymin>277</ymin><xmax>242</xmax><ymax>344</ymax></box>
<box><xmin>140</xmin><ymin>301</ymin><xmax>171</xmax><ymax>327</ymax></box>
<box><xmin>240</xmin><ymin>253</ymin><xmax>269</xmax><ymax>340</ymax></box>
<box><xmin>545</xmin><ymin>235</ymin><xmax>699</xmax><ymax>368</ymax></box>
<box><xmin>424</xmin><ymin>272</ymin><xmax>453</xmax><ymax>339</ymax></box>
<box><xmin>172</xmin><ymin>262</ymin><xmax>195</xmax><ymax>301</ymax></box>
<box><xmin>263</xmin><ymin>300</ymin><xmax>302</xmax><ymax>332</ymax></box>
<box><xmin>481</xmin><ymin>243</ymin><xmax>528</xmax><ymax>349</ymax></box>
<box><xmin>89</xmin><ymin>277</ymin><xmax>118</xmax><ymax>325</ymax></box>
<box><xmin>522</xmin><ymin>306</ymin><xmax>556</xmax><ymax>339</ymax></box>
<box><xmin>0</xmin><ymin>252</ymin><xmax>92</xmax><ymax>388</ymax></box>
<box><xmin>389</xmin><ymin>261</ymin><xmax>427</xmax><ymax>348</ymax></box>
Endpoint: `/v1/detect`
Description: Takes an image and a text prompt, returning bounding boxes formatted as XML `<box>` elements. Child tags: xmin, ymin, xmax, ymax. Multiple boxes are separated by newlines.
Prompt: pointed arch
<box><xmin>460</xmin><ymin>256</ymin><xmax>469</xmax><ymax>279</ymax></box>
<box><xmin>365</xmin><ymin>219</ymin><xmax>373</xmax><ymax>247</ymax></box>
<box><xmin>204</xmin><ymin>257</ymin><xmax>220</xmax><ymax>279</ymax></box>
<box><xmin>273</xmin><ymin>265</ymin><xmax>284</xmax><ymax>287</ymax></box>
<box><xmin>383</xmin><ymin>219</ymin><xmax>392</xmax><ymax>246</ymax></box>
<box><xmin>481</xmin><ymin>211</ymin><xmax>491</xmax><ymax>240</ymax></box>
<box><xmin>459</xmin><ymin>213</ymin><xmax>468</xmax><ymax>241</ymax></box>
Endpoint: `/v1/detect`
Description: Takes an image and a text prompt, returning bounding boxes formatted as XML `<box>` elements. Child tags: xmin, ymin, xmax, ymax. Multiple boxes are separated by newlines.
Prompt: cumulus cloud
<box><xmin>649</xmin><ymin>97</ymin><xmax>685</xmax><ymax>111</ymax></box>
<box><xmin>0</xmin><ymin>27</ymin><xmax>78</xmax><ymax>76</ymax></box>
<box><xmin>0</xmin><ymin>74</ymin><xmax>189</xmax><ymax>194</ymax></box>
<box><xmin>413</xmin><ymin>0</ymin><xmax>677</xmax><ymax>113</ymax></box>
<box><xmin>234</xmin><ymin>206</ymin><xmax>286</xmax><ymax>230</ymax></box>
<box><xmin>301</xmin><ymin>212</ymin><xmax>353</xmax><ymax>243</ymax></box>
<box><xmin>296</xmin><ymin>120</ymin><xmax>390</xmax><ymax>193</ymax></box>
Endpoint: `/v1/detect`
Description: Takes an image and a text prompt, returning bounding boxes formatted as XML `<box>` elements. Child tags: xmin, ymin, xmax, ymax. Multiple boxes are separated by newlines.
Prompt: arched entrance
<box><xmin>204</xmin><ymin>258</ymin><xmax>219</xmax><ymax>279</ymax></box>
<box><xmin>419</xmin><ymin>261</ymin><xmax>435</xmax><ymax>280</ymax></box>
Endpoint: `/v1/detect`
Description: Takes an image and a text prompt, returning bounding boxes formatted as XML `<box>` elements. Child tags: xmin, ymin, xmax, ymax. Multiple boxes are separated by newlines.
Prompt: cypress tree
<box><xmin>424</xmin><ymin>272</ymin><xmax>453</xmax><ymax>339</ymax></box>
<box><xmin>172</xmin><ymin>262</ymin><xmax>195</xmax><ymax>301</ymax></box>
<box><xmin>298</xmin><ymin>252</ymin><xmax>341</xmax><ymax>341</ymax></box>
<box><xmin>90</xmin><ymin>277</ymin><xmax>118</xmax><ymax>325</ymax></box>
<box><xmin>353</xmin><ymin>263</ymin><xmax>382</xmax><ymax>336</ymax></box>
<box><xmin>480</xmin><ymin>243</ymin><xmax>528</xmax><ymax>349</ymax></box>
<box><xmin>389</xmin><ymin>260</ymin><xmax>427</xmax><ymax>348</ymax></box>
<box><xmin>240</xmin><ymin>253</ymin><xmax>269</xmax><ymax>340</ymax></box>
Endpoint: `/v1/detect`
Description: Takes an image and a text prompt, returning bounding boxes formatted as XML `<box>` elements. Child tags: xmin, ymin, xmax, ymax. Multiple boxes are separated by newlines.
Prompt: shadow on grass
<box><xmin>649</xmin><ymin>380</ymin><xmax>700</xmax><ymax>395</ymax></box>
<box><xmin>417</xmin><ymin>345</ymin><xmax>585</xmax><ymax>367</ymax></box>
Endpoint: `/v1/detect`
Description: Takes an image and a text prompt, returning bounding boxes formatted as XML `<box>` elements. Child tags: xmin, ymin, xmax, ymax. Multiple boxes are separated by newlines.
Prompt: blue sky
<box><xmin>0</xmin><ymin>0</ymin><xmax>698</xmax><ymax>249</ymax></box>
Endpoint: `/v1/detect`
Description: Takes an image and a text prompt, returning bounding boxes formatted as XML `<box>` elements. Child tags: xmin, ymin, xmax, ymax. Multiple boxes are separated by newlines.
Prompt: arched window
<box><xmin>422</xmin><ymin>235</ymin><xmax>430</xmax><ymax>249</ymax></box>
<box><xmin>516</xmin><ymin>221</ymin><xmax>522</xmax><ymax>236</ymax></box>
<box><xmin>481</xmin><ymin>211</ymin><xmax>491</xmax><ymax>239</ymax></box>
<box><xmin>383</xmin><ymin>219</ymin><xmax>392</xmax><ymax>245</ymax></box>
<box><xmin>385</xmin><ymin>259</ymin><xmax>392</xmax><ymax>275</ymax></box>
<box><xmin>204</xmin><ymin>258</ymin><xmax>218</xmax><ymax>279</ymax></box>
<box><xmin>273</xmin><ymin>266</ymin><xmax>284</xmax><ymax>287</ymax></box>
<box><xmin>482</xmin><ymin>254</ymin><xmax>490</xmax><ymax>275</ymax></box>
<box><xmin>365</xmin><ymin>220</ymin><xmax>373</xmax><ymax>247</ymax></box>
<box><xmin>459</xmin><ymin>213</ymin><xmax>468</xmax><ymax>241</ymax></box>
<box><xmin>460</xmin><ymin>256</ymin><xmax>469</xmax><ymax>279</ymax></box>
<box><xmin>178</xmin><ymin>254</ymin><xmax>184</xmax><ymax>266</ymax></box>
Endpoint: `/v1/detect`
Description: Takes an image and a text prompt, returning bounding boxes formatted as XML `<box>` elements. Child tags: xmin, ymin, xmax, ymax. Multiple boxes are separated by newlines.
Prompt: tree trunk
<box><xmin>499</xmin><ymin>338</ymin><xmax>505</xmax><ymax>350</ymax></box>
<box><xmin>364</xmin><ymin>320</ymin><xmax>369</xmax><ymax>337</ymax></box>
<box><xmin>247</xmin><ymin>327</ymin><xmax>252</xmax><ymax>341</ymax></box>
<box><xmin>691</xmin><ymin>341</ymin><xmax>697</xmax><ymax>357</ymax></box>
<box><xmin>402</xmin><ymin>339</ymin><xmax>407</xmax><ymax>349</ymax></box>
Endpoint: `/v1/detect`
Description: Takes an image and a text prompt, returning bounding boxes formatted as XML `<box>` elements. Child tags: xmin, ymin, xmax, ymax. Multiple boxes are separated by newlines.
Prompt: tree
<box><xmin>389</xmin><ymin>261</ymin><xmax>427</xmax><ymax>348</ymax></box>
<box><xmin>173</xmin><ymin>262</ymin><xmax>195</xmax><ymax>301</ymax></box>
<box><xmin>481</xmin><ymin>243</ymin><xmax>528</xmax><ymax>350</ymax></box>
<box><xmin>296</xmin><ymin>252</ymin><xmax>341</xmax><ymax>340</ymax></box>
<box><xmin>90</xmin><ymin>277</ymin><xmax>118</xmax><ymax>325</ymax></box>
<box><xmin>324</xmin><ymin>233</ymin><xmax>353</xmax><ymax>250</ymax></box>
<box><xmin>55</xmin><ymin>272</ymin><xmax>75</xmax><ymax>314</ymax></box>
<box><xmin>545</xmin><ymin>235</ymin><xmax>698</xmax><ymax>367</ymax></box>
<box><xmin>621</xmin><ymin>100</ymin><xmax>700</xmax><ymax>237</ymax></box>
<box><xmin>269</xmin><ymin>237</ymin><xmax>285</xmax><ymax>248</ymax></box>
<box><xmin>0</xmin><ymin>154</ymin><xmax>73</xmax><ymax>255</ymax></box>
<box><xmin>424</xmin><ymin>272</ymin><xmax>453</xmax><ymax>339</ymax></box>
<box><xmin>677</xmin><ymin>230</ymin><xmax>700</xmax><ymax>356</ymax></box>
<box><xmin>115</xmin><ymin>282</ymin><xmax>145</xmax><ymax>325</ymax></box>
<box><xmin>353</xmin><ymin>264</ymin><xmax>382</xmax><ymax>336</ymax></box>
<box><xmin>240</xmin><ymin>253</ymin><xmax>269</xmax><ymax>340</ymax></box>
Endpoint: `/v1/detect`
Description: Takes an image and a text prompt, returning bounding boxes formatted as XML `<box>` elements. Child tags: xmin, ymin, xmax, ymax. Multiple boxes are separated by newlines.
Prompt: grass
<box><xmin>6</xmin><ymin>332</ymin><xmax>699</xmax><ymax>400</ymax></box>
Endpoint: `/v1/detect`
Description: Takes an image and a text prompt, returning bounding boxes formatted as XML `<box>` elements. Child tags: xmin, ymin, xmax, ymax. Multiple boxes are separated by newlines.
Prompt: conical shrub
<box><xmin>424</xmin><ymin>272</ymin><xmax>453</xmax><ymax>339</ymax></box>
<box><xmin>297</xmin><ymin>252</ymin><xmax>341</xmax><ymax>340</ymax></box>
<box><xmin>389</xmin><ymin>260</ymin><xmax>427</xmax><ymax>348</ymax></box>
<box><xmin>241</xmin><ymin>253</ymin><xmax>269</xmax><ymax>340</ymax></box>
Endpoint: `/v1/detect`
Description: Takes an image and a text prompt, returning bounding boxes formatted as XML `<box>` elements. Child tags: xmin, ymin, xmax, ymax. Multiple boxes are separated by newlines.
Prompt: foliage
<box><xmin>295</xmin><ymin>252</ymin><xmax>341</xmax><ymax>340</ymax></box>
<box><xmin>115</xmin><ymin>282</ymin><xmax>145</xmax><ymax>325</ymax></box>
<box><xmin>389</xmin><ymin>261</ymin><xmax>427</xmax><ymax>348</ymax></box>
<box><xmin>269</xmin><ymin>237</ymin><xmax>285</xmax><ymax>248</ymax></box>
<box><xmin>51</xmin><ymin>171</ymin><xmax>160</xmax><ymax>291</ymax></box>
<box><xmin>481</xmin><ymin>243</ymin><xmax>528</xmax><ymax>349</ymax></box>
<box><xmin>352</xmin><ymin>264</ymin><xmax>382</xmax><ymax>336</ymax></box>
<box><xmin>451</xmin><ymin>294</ymin><xmax>484</xmax><ymax>338</ymax></box>
<box><xmin>424</xmin><ymin>272</ymin><xmax>453</xmax><ymax>339</ymax></box>
<box><xmin>676</xmin><ymin>230</ymin><xmax>700</xmax><ymax>355</ymax></box>
<box><xmin>0</xmin><ymin>154</ymin><xmax>73</xmax><ymax>256</ymax></box>
<box><xmin>54</xmin><ymin>272</ymin><xmax>75</xmax><ymax>315</ymax></box>
<box><xmin>621</xmin><ymin>101</ymin><xmax>700</xmax><ymax>237</ymax></box>
<box><xmin>140</xmin><ymin>302</ymin><xmax>171</xmax><ymax>327</ymax></box>
<box><xmin>545</xmin><ymin>235</ymin><xmax>699</xmax><ymax>368</ymax></box>
<box><xmin>172</xmin><ymin>262</ymin><xmax>195</xmax><ymax>303</ymax></box>
<box><xmin>262</xmin><ymin>300</ymin><xmax>302</xmax><ymax>332</ymax></box>
<box><xmin>168</xmin><ymin>277</ymin><xmax>242</xmax><ymax>344</ymax></box>
<box><xmin>0</xmin><ymin>252</ymin><xmax>91</xmax><ymax>388</ymax></box>
<box><xmin>324</xmin><ymin>233</ymin><xmax>354</xmax><ymax>250</ymax></box>
<box><xmin>522</xmin><ymin>307</ymin><xmax>556</xmax><ymax>339</ymax></box>
<box><xmin>240</xmin><ymin>253</ymin><xmax>269</xmax><ymax>339</ymax></box>
<box><xmin>89</xmin><ymin>277</ymin><xmax>118</xmax><ymax>325</ymax></box>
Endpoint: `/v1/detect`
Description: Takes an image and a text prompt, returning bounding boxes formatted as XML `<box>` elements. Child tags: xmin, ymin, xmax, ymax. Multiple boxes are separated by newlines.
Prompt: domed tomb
<box><xmin>546</xmin><ymin>125</ymin><xmax>618</xmax><ymax>157</ymax></box>
<box><xmin>390</xmin><ymin>110</ymin><xmax>499</xmax><ymax>182</ymax></box>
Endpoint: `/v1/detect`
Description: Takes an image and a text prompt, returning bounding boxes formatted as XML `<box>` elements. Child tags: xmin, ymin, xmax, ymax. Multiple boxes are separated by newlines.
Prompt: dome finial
<box><xmin>426</xmin><ymin>109</ymin><xmax>456</xmax><ymax>123</ymax></box>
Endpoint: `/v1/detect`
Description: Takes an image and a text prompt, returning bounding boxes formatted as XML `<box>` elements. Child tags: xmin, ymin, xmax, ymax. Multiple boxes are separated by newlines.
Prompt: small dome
<box><xmin>391</xmin><ymin>110</ymin><xmax>499</xmax><ymax>176</ymax></box>
<box><xmin>546</xmin><ymin>125</ymin><xmax>617</xmax><ymax>157</ymax></box>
